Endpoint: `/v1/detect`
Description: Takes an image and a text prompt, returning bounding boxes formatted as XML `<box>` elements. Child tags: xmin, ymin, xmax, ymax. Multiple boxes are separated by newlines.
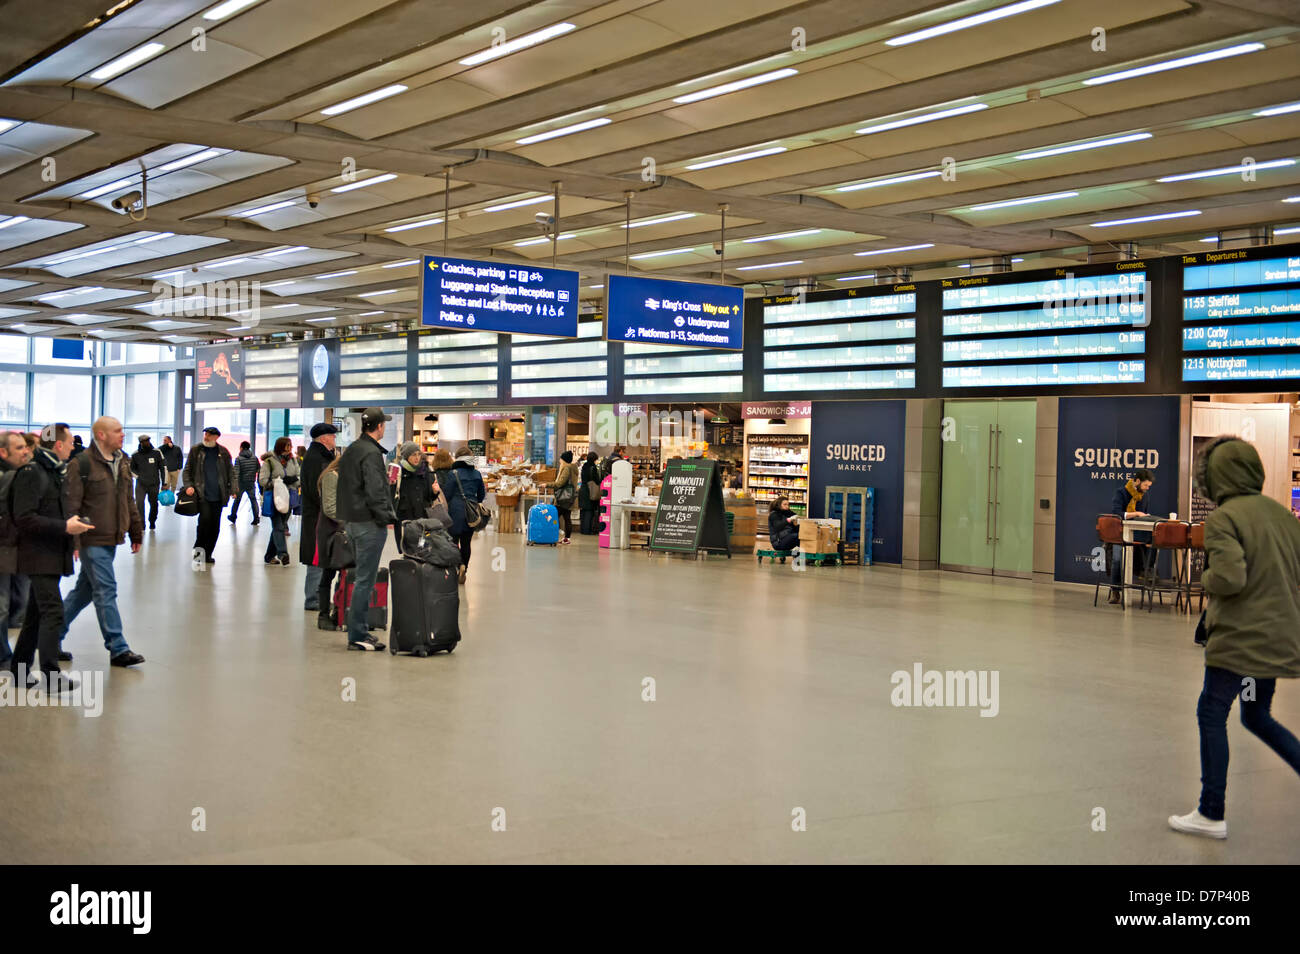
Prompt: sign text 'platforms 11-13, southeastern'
<box><xmin>605</xmin><ymin>274</ymin><xmax>744</xmax><ymax>350</ymax></box>
<box><xmin>421</xmin><ymin>255</ymin><xmax>579</xmax><ymax>338</ymax></box>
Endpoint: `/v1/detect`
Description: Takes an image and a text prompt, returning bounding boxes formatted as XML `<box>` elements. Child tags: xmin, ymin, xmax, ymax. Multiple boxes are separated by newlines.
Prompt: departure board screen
<box><xmin>760</xmin><ymin>284</ymin><xmax>918</xmax><ymax>393</ymax></box>
<box><xmin>941</xmin><ymin>266</ymin><xmax>1148</xmax><ymax>389</ymax></box>
<box><xmin>1180</xmin><ymin>245</ymin><xmax>1300</xmax><ymax>383</ymax></box>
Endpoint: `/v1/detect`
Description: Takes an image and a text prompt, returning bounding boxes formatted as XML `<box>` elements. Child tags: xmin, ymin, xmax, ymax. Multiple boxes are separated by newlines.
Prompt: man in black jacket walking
<box><xmin>8</xmin><ymin>424</ymin><xmax>92</xmax><ymax>692</ymax></box>
<box><xmin>182</xmin><ymin>427</ymin><xmax>235</xmax><ymax>563</ymax></box>
<box><xmin>335</xmin><ymin>408</ymin><xmax>393</xmax><ymax>651</ymax></box>
<box><xmin>300</xmin><ymin>422</ymin><xmax>338</xmax><ymax>615</ymax></box>
<box><xmin>228</xmin><ymin>441</ymin><xmax>260</xmax><ymax>525</ymax></box>
<box><xmin>130</xmin><ymin>435</ymin><xmax>166</xmax><ymax>530</ymax></box>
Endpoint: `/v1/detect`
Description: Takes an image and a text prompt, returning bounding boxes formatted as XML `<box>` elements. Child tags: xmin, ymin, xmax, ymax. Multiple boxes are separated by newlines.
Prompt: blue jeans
<box><xmin>264</xmin><ymin>510</ymin><xmax>288</xmax><ymax>560</ymax></box>
<box><xmin>0</xmin><ymin>572</ymin><xmax>29</xmax><ymax>665</ymax></box>
<box><xmin>61</xmin><ymin>545</ymin><xmax>130</xmax><ymax>657</ymax></box>
<box><xmin>1197</xmin><ymin>665</ymin><xmax>1300</xmax><ymax>821</ymax></box>
<box><xmin>304</xmin><ymin>563</ymin><xmax>322</xmax><ymax>609</ymax></box>
<box><xmin>344</xmin><ymin>522</ymin><xmax>385</xmax><ymax>644</ymax></box>
<box><xmin>229</xmin><ymin>484</ymin><xmax>258</xmax><ymax>521</ymax></box>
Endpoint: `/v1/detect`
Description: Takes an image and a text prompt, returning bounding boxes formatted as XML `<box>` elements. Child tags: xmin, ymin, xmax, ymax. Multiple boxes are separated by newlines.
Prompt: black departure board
<box><xmin>1180</xmin><ymin>243</ymin><xmax>1300</xmax><ymax>384</ymax></box>
<box><xmin>941</xmin><ymin>264</ymin><xmax>1149</xmax><ymax>390</ymax></box>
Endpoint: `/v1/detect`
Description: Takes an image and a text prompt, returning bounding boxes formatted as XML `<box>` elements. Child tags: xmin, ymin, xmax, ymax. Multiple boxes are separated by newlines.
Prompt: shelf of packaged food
<box><xmin>747</xmin><ymin>465</ymin><xmax>808</xmax><ymax>476</ymax></box>
<box><xmin>748</xmin><ymin>484</ymin><xmax>809</xmax><ymax>492</ymax></box>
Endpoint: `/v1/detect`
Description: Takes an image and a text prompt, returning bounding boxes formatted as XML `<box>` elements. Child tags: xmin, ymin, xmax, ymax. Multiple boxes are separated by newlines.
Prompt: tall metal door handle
<box><xmin>985</xmin><ymin>424</ymin><xmax>995</xmax><ymax>544</ymax></box>
<box><xmin>993</xmin><ymin>427</ymin><xmax>1003</xmax><ymax>543</ymax></box>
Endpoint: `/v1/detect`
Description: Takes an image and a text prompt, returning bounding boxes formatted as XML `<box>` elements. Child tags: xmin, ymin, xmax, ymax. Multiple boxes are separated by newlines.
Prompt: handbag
<box><xmin>158</xmin><ymin>489</ymin><xmax>176</xmax><ymax>507</ymax></box>
<box><xmin>555</xmin><ymin>481</ymin><xmax>576</xmax><ymax>507</ymax></box>
<box><xmin>174</xmin><ymin>492</ymin><xmax>199</xmax><ymax>517</ymax></box>
<box><xmin>452</xmin><ymin>469</ymin><xmax>490</xmax><ymax>532</ymax></box>
<box><xmin>426</xmin><ymin>497</ymin><xmax>451</xmax><ymax>528</ymax></box>
<box><xmin>261</xmin><ymin>487</ymin><xmax>275</xmax><ymax>517</ymax></box>
<box><xmin>585</xmin><ymin>480</ymin><xmax>601</xmax><ymax>501</ymax></box>
<box><xmin>324</xmin><ymin>525</ymin><xmax>356</xmax><ymax>570</ymax></box>
<box><xmin>1194</xmin><ymin>609</ymin><xmax>1208</xmax><ymax>646</ymax></box>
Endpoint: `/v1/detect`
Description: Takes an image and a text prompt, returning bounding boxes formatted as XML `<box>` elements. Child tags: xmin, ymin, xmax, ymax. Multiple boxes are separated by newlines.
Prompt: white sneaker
<box><xmin>1168</xmin><ymin>809</ymin><xmax>1227</xmax><ymax>839</ymax></box>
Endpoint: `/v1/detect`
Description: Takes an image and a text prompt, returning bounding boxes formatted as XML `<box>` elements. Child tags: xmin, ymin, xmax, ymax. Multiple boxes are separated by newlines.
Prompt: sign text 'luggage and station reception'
<box><xmin>605</xmin><ymin>274</ymin><xmax>744</xmax><ymax>350</ymax></box>
<box><xmin>420</xmin><ymin>255</ymin><xmax>579</xmax><ymax>339</ymax></box>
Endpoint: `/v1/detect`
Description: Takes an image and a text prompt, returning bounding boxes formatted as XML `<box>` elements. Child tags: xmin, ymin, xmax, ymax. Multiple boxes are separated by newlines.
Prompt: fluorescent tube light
<box><xmin>331</xmin><ymin>173</ymin><xmax>397</xmax><ymax>193</ymax></box>
<box><xmin>385</xmin><ymin>218</ymin><xmax>443</xmax><ymax>232</ymax></box>
<box><xmin>382</xmin><ymin>260</ymin><xmax>418</xmax><ymax>268</ymax></box>
<box><xmin>837</xmin><ymin>171</ymin><xmax>942</xmax><ymax>192</ymax></box>
<box><xmin>321</xmin><ymin>85</ymin><xmax>408</xmax><ymax>117</ymax></box>
<box><xmin>514</xmin><ymin>234</ymin><xmax>573</xmax><ymax>247</ymax></box>
<box><xmin>629</xmin><ymin>248</ymin><xmax>696</xmax><ymax>260</ymax></box>
<box><xmin>854</xmin><ymin>243</ymin><xmax>934</xmax><ymax>256</ymax></box>
<box><xmin>314</xmin><ymin>271</ymin><xmax>357</xmax><ymax>280</ymax></box>
<box><xmin>684</xmin><ymin>146</ymin><xmax>786</xmax><ymax>170</ymax></box>
<box><xmin>622</xmin><ymin>213</ymin><xmax>696</xmax><ymax>228</ymax></box>
<box><xmin>0</xmin><ymin>215</ymin><xmax>29</xmax><ymax>230</ymax></box>
<box><xmin>1090</xmin><ymin>210</ymin><xmax>1201</xmax><ymax>227</ymax></box>
<box><xmin>856</xmin><ymin>102</ymin><xmax>987</xmax><ymax>135</ymax></box>
<box><xmin>1015</xmin><ymin>133</ymin><xmax>1152</xmax><ymax>160</ymax></box>
<box><xmin>969</xmin><ymin>191</ymin><xmax>1078</xmax><ymax>211</ymax></box>
<box><xmin>742</xmin><ymin>229</ymin><xmax>821</xmax><ymax>242</ymax></box>
<box><xmin>360</xmin><ymin>289</ymin><xmax>400</xmax><ymax>296</ymax></box>
<box><xmin>1082</xmin><ymin>43</ymin><xmax>1264</xmax><ymax>86</ymax></box>
<box><xmin>517</xmin><ymin>118</ymin><xmax>611</xmax><ymax>145</ymax></box>
<box><xmin>157</xmin><ymin>148</ymin><xmax>226</xmax><ymax>172</ymax></box>
<box><xmin>0</xmin><ymin>120</ymin><xmax>16</xmax><ymax>135</ymax></box>
<box><xmin>203</xmin><ymin>0</ymin><xmax>263</xmax><ymax>20</ymax></box>
<box><xmin>886</xmin><ymin>0</ymin><xmax>1060</xmax><ymax>46</ymax></box>
<box><xmin>484</xmin><ymin>195</ymin><xmax>552</xmax><ymax>213</ymax></box>
<box><xmin>235</xmin><ymin>200</ymin><xmax>294</xmax><ymax>217</ymax></box>
<box><xmin>834</xmin><ymin>274</ymin><xmax>875</xmax><ymax>281</ymax></box>
<box><xmin>262</xmin><ymin>246</ymin><xmax>307</xmax><ymax>256</ymax></box>
<box><xmin>735</xmin><ymin>260</ymin><xmax>802</xmax><ymax>270</ymax></box>
<box><xmin>1157</xmin><ymin>159</ymin><xmax>1294</xmax><ymax>182</ymax></box>
<box><xmin>1273</xmin><ymin>226</ymin><xmax>1300</xmax><ymax>235</ymax></box>
<box><xmin>80</xmin><ymin>176</ymin><xmax>138</xmax><ymax>200</ymax></box>
<box><xmin>90</xmin><ymin>43</ymin><xmax>166</xmax><ymax>81</ymax></box>
<box><xmin>673</xmin><ymin>68</ymin><xmax>798</xmax><ymax>105</ymax></box>
<box><xmin>459</xmin><ymin>23</ymin><xmax>575</xmax><ymax>66</ymax></box>
<box><xmin>1255</xmin><ymin>103</ymin><xmax>1300</xmax><ymax>117</ymax></box>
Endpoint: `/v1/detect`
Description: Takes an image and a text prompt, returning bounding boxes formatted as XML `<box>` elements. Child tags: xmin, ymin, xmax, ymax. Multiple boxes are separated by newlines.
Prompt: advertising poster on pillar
<box><xmin>809</xmin><ymin>400</ymin><xmax>905</xmax><ymax>564</ymax></box>
<box><xmin>1054</xmin><ymin>396</ymin><xmax>1180</xmax><ymax>584</ymax></box>
<box><xmin>194</xmin><ymin>344</ymin><xmax>242</xmax><ymax>407</ymax></box>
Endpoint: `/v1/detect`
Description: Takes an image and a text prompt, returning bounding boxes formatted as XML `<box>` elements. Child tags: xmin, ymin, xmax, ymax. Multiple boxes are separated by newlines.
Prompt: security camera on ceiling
<box><xmin>111</xmin><ymin>190</ymin><xmax>143</xmax><ymax>212</ymax></box>
<box><xmin>534</xmin><ymin>211</ymin><xmax>556</xmax><ymax>234</ymax></box>
<box><xmin>307</xmin><ymin>193</ymin><xmax>321</xmax><ymax>209</ymax></box>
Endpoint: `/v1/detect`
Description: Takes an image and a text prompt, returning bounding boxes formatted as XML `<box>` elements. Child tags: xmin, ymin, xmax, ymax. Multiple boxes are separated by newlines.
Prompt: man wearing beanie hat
<box><xmin>392</xmin><ymin>441</ymin><xmax>434</xmax><ymax>550</ymax></box>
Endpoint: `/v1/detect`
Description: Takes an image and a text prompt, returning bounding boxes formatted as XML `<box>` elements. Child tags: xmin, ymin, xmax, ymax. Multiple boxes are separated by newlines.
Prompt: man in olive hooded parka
<box><xmin>1169</xmin><ymin>437</ymin><xmax>1300</xmax><ymax>840</ymax></box>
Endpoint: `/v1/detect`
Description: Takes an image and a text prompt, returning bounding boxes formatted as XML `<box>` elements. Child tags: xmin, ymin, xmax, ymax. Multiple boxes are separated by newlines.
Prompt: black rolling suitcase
<box><xmin>388</xmin><ymin>558</ymin><xmax>460</xmax><ymax>656</ymax></box>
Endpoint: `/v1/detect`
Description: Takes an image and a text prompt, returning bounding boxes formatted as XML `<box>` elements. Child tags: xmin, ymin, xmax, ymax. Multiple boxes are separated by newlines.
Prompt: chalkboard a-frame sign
<box><xmin>649</xmin><ymin>459</ymin><xmax>731</xmax><ymax>558</ymax></box>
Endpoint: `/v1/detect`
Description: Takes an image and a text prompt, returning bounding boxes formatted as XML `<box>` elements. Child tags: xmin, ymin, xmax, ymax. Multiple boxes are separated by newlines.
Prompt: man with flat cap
<box><xmin>182</xmin><ymin>426</ymin><xmax>235</xmax><ymax>564</ymax></box>
<box><xmin>300</xmin><ymin>421</ymin><xmax>339</xmax><ymax>622</ymax></box>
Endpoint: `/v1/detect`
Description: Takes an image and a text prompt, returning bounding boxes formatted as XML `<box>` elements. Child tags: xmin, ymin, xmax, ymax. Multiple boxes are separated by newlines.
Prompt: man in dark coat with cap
<box><xmin>300</xmin><ymin>422</ymin><xmax>338</xmax><ymax>612</ymax></box>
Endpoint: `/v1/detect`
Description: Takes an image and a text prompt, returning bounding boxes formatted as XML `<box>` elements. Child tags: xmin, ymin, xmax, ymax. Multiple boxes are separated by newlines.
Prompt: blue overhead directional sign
<box><xmin>421</xmin><ymin>255</ymin><xmax>579</xmax><ymax>338</ymax></box>
<box><xmin>605</xmin><ymin>274</ymin><xmax>743</xmax><ymax>350</ymax></box>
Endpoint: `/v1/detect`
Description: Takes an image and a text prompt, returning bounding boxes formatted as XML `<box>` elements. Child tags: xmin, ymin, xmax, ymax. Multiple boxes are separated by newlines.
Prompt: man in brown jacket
<box><xmin>62</xmin><ymin>416</ymin><xmax>145</xmax><ymax>667</ymax></box>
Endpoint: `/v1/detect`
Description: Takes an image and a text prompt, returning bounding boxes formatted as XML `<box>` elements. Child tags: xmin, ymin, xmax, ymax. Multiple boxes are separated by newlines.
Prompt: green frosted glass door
<box><xmin>989</xmin><ymin>400</ymin><xmax>1036</xmax><ymax>577</ymax></box>
<box><xmin>940</xmin><ymin>399</ymin><xmax>1036</xmax><ymax>577</ymax></box>
<box><xmin>939</xmin><ymin>401</ymin><xmax>998</xmax><ymax>572</ymax></box>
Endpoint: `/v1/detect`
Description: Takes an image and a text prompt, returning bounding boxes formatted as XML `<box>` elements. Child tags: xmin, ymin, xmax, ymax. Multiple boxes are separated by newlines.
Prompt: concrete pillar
<box><xmin>968</xmin><ymin>256</ymin><xmax>1011</xmax><ymax>275</ymax></box>
<box><xmin>902</xmin><ymin>398</ymin><xmax>942</xmax><ymax>570</ymax></box>
<box><xmin>1033</xmin><ymin>397</ymin><xmax>1058</xmax><ymax>584</ymax></box>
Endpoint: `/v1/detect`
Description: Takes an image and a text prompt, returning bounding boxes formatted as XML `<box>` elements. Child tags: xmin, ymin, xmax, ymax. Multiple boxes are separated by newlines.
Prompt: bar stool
<box><xmin>1185</xmin><ymin>523</ymin><xmax>1206</xmax><ymax>613</ymax></box>
<box><xmin>1144</xmin><ymin>519</ymin><xmax>1190</xmax><ymax>612</ymax></box>
<box><xmin>1094</xmin><ymin>513</ymin><xmax>1129</xmax><ymax>607</ymax></box>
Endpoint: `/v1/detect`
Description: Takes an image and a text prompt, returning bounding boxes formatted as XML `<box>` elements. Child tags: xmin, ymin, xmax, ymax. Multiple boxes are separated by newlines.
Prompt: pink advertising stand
<box><xmin>598</xmin><ymin>474</ymin><xmax>613</xmax><ymax>548</ymax></box>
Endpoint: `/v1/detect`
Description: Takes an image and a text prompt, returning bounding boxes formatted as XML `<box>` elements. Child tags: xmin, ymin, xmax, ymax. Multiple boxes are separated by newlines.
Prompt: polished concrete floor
<box><xmin>2</xmin><ymin>510</ymin><xmax>1297</xmax><ymax>865</ymax></box>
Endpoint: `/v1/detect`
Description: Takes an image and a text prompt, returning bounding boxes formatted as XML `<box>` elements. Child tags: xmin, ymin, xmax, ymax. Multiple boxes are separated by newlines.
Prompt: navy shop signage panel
<box><xmin>809</xmin><ymin>400</ymin><xmax>906</xmax><ymax>564</ymax></box>
<box><xmin>1054</xmin><ymin>396</ymin><xmax>1180</xmax><ymax>584</ymax></box>
<box><xmin>420</xmin><ymin>255</ymin><xmax>579</xmax><ymax>338</ymax></box>
<box><xmin>605</xmin><ymin>274</ymin><xmax>743</xmax><ymax>349</ymax></box>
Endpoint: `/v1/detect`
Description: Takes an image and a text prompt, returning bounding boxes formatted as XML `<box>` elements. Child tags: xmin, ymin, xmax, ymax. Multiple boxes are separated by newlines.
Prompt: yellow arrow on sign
<box><xmin>732</xmin><ymin>304</ymin><xmax>739</xmax><ymax>314</ymax></box>
<box><xmin>427</xmin><ymin>260</ymin><xmax>438</xmax><ymax>271</ymax></box>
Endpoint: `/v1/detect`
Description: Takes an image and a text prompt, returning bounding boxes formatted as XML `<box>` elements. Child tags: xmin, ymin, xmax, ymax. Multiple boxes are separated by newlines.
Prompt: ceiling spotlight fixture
<box><xmin>969</xmin><ymin>191</ymin><xmax>1078</xmax><ymax>211</ymax></box>
<box><xmin>1083</xmin><ymin>42</ymin><xmax>1264</xmax><ymax>86</ymax></box>
<box><xmin>673</xmin><ymin>68</ymin><xmax>798</xmax><ymax>104</ymax></box>
<box><xmin>89</xmin><ymin>42</ymin><xmax>166</xmax><ymax>81</ymax></box>
<box><xmin>516</xmin><ymin>118</ymin><xmax>611</xmax><ymax>145</ymax></box>
<box><xmin>886</xmin><ymin>0</ymin><xmax>1060</xmax><ymax>46</ymax></box>
<box><xmin>856</xmin><ymin>102</ymin><xmax>988</xmax><ymax>136</ymax></box>
<box><xmin>1015</xmin><ymin>133</ymin><xmax>1152</xmax><ymax>160</ymax></box>
<box><xmin>1157</xmin><ymin>159</ymin><xmax>1295</xmax><ymax>183</ymax></box>
<box><xmin>331</xmin><ymin>173</ymin><xmax>397</xmax><ymax>194</ymax></box>
<box><xmin>837</xmin><ymin>171</ymin><xmax>943</xmax><ymax>192</ymax></box>
<box><xmin>855</xmin><ymin>243</ymin><xmax>934</xmax><ymax>257</ymax></box>
<box><xmin>459</xmin><ymin>22</ymin><xmax>576</xmax><ymax>66</ymax></box>
<box><xmin>385</xmin><ymin>217</ymin><xmax>444</xmax><ymax>232</ymax></box>
<box><xmin>321</xmin><ymin>85</ymin><xmax>408</xmax><ymax>116</ymax></box>
<box><xmin>684</xmin><ymin>146</ymin><xmax>786</xmax><ymax>171</ymax></box>
<box><xmin>1090</xmin><ymin>210</ymin><xmax>1201</xmax><ymax>227</ymax></box>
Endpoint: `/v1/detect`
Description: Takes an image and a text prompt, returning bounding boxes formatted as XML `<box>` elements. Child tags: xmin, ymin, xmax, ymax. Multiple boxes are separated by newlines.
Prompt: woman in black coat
<box><xmin>578</xmin><ymin>451</ymin><xmax>602</xmax><ymax>535</ymax></box>
<box><xmin>392</xmin><ymin>441</ymin><xmax>435</xmax><ymax>549</ymax></box>
<box><xmin>768</xmin><ymin>496</ymin><xmax>800</xmax><ymax>552</ymax></box>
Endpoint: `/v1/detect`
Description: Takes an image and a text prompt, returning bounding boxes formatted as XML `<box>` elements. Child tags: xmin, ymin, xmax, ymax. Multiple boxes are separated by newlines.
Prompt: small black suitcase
<box><xmin>388</xmin><ymin>558</ymin><xmax>460</xmax><ymax>656</ymax></box>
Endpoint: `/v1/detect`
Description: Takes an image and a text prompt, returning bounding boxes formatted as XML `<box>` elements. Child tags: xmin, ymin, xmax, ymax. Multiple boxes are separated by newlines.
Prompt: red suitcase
<box><xmin>334</xmin><ymin>567</ymin><xmax>388</xmax><ymax>631</ymax></box>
